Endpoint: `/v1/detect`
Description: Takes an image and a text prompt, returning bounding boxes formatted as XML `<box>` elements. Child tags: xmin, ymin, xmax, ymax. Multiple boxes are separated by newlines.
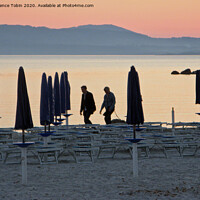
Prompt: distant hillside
<box><xmin>0</xmin><ymin>24</ymin><xmax>200</xmax><ymax>55</ymax></box>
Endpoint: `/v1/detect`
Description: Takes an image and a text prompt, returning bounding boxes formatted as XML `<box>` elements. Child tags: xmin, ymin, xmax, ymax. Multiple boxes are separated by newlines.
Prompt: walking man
<box><xmin>100</xmin><ymin>87</ymin><xmax>116</xmax><ymax>124</ymax></box>
<box><xmin>80</xmin><ymin>85</ymin><xmax>96</xmax><ymax>124</ymax></box>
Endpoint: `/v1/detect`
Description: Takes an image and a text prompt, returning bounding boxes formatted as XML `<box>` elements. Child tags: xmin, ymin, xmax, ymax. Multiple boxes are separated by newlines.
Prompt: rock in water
<box><xmin>180</xmin><ymin>68</ymin><xmax>191</xmax><ymax>74</ymax></box>
<box><xmin>191</xmin><ymin>70</ymin><xmax>197</xmax><ymax>74</ymax></box>
<box><xmin>171</xmin><ymin>71</ymin><xmax>179</xmax><ymax>75</ymax></box>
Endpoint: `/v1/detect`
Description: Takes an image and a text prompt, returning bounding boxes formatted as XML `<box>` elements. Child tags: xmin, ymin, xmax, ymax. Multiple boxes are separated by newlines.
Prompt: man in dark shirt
<box><xmin>100</xmin><ymin>86</ymin><xmax>116</xmax><ymax>124</ymax></box>
<box><xmin>80</xmin><ymin>85</ymin><xmax>96</xmax><ymax>124</ymax></box>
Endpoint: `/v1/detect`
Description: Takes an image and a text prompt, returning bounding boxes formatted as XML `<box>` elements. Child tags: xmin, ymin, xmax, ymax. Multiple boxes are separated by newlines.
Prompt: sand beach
<box><xmin>0</xmin><ymin>124</ymin><xmax>200</xmax><ymax>200</ymax></box>
<box><xmin>0</xmin><ymin>156</ymin><xmax>200</xmax><ymax>200</ymax></box>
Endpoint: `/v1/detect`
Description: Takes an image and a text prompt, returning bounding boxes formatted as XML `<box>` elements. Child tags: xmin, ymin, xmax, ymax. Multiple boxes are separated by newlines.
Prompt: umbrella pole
<box><xmin>133</xmin><ymin>125</ymin><xmax>136</xmax><ymax>139</ymax></box>
<box><xmin>22</xmin><ymin>129</ymin><xmax>25</xmax><ymax>143</ymax></box>
<box><xmin>44</xmin><ymin>122</ymin><xmax>49</xmax><ymax>162</ymax></box>
<box><xmin>66</xmin><ymin>110</ymin><xmax>68</xmax><ymax>126</ymax></box>
<box><xmin>48</xmin><ymin>124</ymin><xmax>50</xmax><ymax>132</ymax></box>
<box><xmin>44</xmin><ymin>122</ymin><xmax>47</xmax><ymax>133</ymax></box>
<box><xmin>44</xmin><ymin>136</ymin><xmax>48</xmax><ymax>147</ymax></box>
<box><xmin>21</xmin><ymin>147</ymin><xmax>27</xmax><ymax>185</ymax></box>
<box><xmin>43</xmin><ymin>121</ymin><xmax>48</xmax><ymax>162</ymax></box>
<box><xmin>172</xmin><ymin>107</ymin><xmax>175</xmax><ymax>134</ymax></box>
<box><xmin>22</xmin><ymin>129</ymin><xmax>27</xmax><ymax>184</ymax></box>
<box><xmin>132</xmin><ymin>142</ymin><xmax>139</xmax><ymax>178</ymax></box>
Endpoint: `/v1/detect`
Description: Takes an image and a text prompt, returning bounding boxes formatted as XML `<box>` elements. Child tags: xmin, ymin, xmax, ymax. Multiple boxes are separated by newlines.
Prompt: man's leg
<box><xmin>104</xmin><ymin>109</ymin><xmax>113</xmax><ymax>124</ymax></box>
<box><xmin>84</xmin><ymin>111</ymin><xmax>92</xmax><ymax>124</ymax></box>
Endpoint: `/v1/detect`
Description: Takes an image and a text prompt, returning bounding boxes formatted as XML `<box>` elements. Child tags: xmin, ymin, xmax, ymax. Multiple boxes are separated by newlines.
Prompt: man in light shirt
<box><xmin>100</xmin><ymin>87</ymin><xmax>116</xmax><ymax>124</ymax></box>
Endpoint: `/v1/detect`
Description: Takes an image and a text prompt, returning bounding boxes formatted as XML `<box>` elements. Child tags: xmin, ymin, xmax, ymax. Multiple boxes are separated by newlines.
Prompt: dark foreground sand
<box><xmin>0</xmin><ymin>156</ymin><xmax>200</xmax><ymax>200</ymax></box>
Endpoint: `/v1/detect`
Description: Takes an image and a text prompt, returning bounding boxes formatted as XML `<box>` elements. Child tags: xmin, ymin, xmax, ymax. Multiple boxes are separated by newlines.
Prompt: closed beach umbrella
<box><xmin>126</xmin><ymin>65</ymin><xmax>144</xmax><ymax>178</ymax></box>
<box><xmin>40</xmin><ymin>73</ymin><xmax>50</xmax><ymax>131</ymax></box>
<box><xmin>14</xmin><ymin>66</ymin><xmax>33</xmax><ymax>185</ymax></box>
<box><xmin>60</xmin><ymin>72</ymin><xmax>66</xmax><ymax>114</ymax></box>
<box><xmin>48</xmin><ymin>76</ymin><xmax>54</xmax><ymax>125</ymax></box>
<box><xmin>126</xmin><ymin>66</ymin><xmax>144</xmax><ymax>138</ymax></box>
<box><xmin>64</xmin><ymin>71</ymin><xmax>71</xmax><ymax>111</ymax></box>
<box><xmin>196</xmin><ymin>70</ymin><xmax>200</xmax><ymax>104</ymax></box>
<box><xmin>15</xmin><ymin>66</ymin><xmax>33</xmax><ymax>142</ymax></box>
<box><xmin>54</xmin><ymin>72</ymin><xmax>61</xmax><ymax>120</ymax></box>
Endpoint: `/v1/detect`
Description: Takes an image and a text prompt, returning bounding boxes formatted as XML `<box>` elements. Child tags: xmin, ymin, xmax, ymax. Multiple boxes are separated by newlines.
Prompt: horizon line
<box><xmin>0</xmin><ymin>55</ymin><xmax>200</xmax><ymax>56</ymax></box>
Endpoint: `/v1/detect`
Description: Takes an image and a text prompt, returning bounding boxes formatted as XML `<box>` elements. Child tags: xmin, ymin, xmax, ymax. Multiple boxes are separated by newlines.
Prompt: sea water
<box><xmin>0</xmin><ymin>55</ymin><xmax>200</xmax><ymax>128</ymax></box>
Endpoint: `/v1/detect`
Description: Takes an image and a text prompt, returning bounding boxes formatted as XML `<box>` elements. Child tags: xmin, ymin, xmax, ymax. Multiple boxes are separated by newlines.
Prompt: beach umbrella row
<box><xmin>14</xmin><ymin>65</ymin><xmax>143</xmax><ymax>184</ymax></box>
<box><xmin>40</xmin><ymin>71</ymin><xmax>71</xmax><ymax>128</ymax></box>
<box><xmin>14</xmin><ymin>68</ymin><xmax>73</xmax><ymax>184</ymax></box>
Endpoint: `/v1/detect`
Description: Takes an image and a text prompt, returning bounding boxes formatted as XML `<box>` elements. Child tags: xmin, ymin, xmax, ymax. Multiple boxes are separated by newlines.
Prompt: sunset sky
<box><xmin>0</xmin><ymin>0</ymin><xmax>200</xmax><ymax>37</ymax></box>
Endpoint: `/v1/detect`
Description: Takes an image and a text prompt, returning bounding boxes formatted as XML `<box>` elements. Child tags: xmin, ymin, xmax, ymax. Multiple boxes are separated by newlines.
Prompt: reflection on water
<box><xmin>0</xmin><ymin>55</ymin><xmax>200</xmax><ymax>128</ymax></box>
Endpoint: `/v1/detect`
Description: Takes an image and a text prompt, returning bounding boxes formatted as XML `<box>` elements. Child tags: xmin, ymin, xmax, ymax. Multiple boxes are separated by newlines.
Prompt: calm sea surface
<box><xmin>0</xmin><ymin>55</ymin><xmax>200</xmax><ymax>128</ymax></box>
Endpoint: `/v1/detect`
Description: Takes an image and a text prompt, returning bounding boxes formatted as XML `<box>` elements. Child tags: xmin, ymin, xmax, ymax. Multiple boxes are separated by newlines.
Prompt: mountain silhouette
<box><xmin>0</xmin><ymin>24</ymin><xmax>200</xmax><ymax>55</ymax></box>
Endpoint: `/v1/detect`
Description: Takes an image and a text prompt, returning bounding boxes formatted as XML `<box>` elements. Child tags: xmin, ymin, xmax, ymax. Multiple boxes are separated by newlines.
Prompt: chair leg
<box><xmin>55</xmin><ymin>151</ymin><xmax>59</xmax><ymax>164</ymax></box>
<box><xmin>3</xmin><ymin>152</ymin><xmax>8</xmax><ymax>164</ymax></box>
<box><xmin>178</xmin><ymin>147</ymin><xmax>183</xmax><ymax>157</ymax></box>
<box><xmin>193</xmin><ymin>146</ymin><xmax>199</xmax><ymax>156</ymax></box>
<box><xmin>145</xmin><ymin>147</ymin><xmax>150</xmax><ymax>158</ymax></box>
<box><xmin>89</xmin><ymin>151</ymin><xmax>94</xmax><ymax>163</ymax></box>
<box><xmin>112</xmin><ymin>147</ymin><xmax>117</xmax><ymax>158</ymax></box>
<box><xmin>163</xmin><ymin>148</ymin><xmax>168</xmax><ymax>158</ymax></box>
<box><xmin>97</xmin><ymin>147</ymin><xmax>102</xmax><ymax>158</ymax></box>
<box><xmin>0</xmin><ymin>152</ymin><xmax>3</xmax><ymax>162</ymax></box>
<box><xmin>129</xmin><ymin>147</ymin><xmax>133</xmax><ymax>158</ymax></box>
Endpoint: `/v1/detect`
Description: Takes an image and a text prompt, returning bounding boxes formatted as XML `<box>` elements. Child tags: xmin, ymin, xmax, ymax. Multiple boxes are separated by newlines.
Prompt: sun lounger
<box><xmin>1</xmin><ymin>144</ymin><xmax>22</xmax><ymax>164</ymax></box>
<box><xmin>70</xmin><ymin>132</ymin><xmax>97</xmax><ymax>163</ymax></box>
<box><xmin>181</xmin><ymin>140</ymin><xmax>200</xmax><ymax>156</ymax></box>
<box><xmin>97</xmin><ymin>143</ymin><xmax>117</xmax><ymax>159</ymax></box>
<box><xmin>31</xmin><ymin>146</ymin><xmax>62</xmax><ymax>164</ymax></box>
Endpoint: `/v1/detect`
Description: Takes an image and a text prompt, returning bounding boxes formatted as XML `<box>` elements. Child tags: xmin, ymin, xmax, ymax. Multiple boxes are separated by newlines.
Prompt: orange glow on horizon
<box><xmin>0</xmin><ymin>0</ymin><xmax>200</xmax><ymax>37</ymax></box>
